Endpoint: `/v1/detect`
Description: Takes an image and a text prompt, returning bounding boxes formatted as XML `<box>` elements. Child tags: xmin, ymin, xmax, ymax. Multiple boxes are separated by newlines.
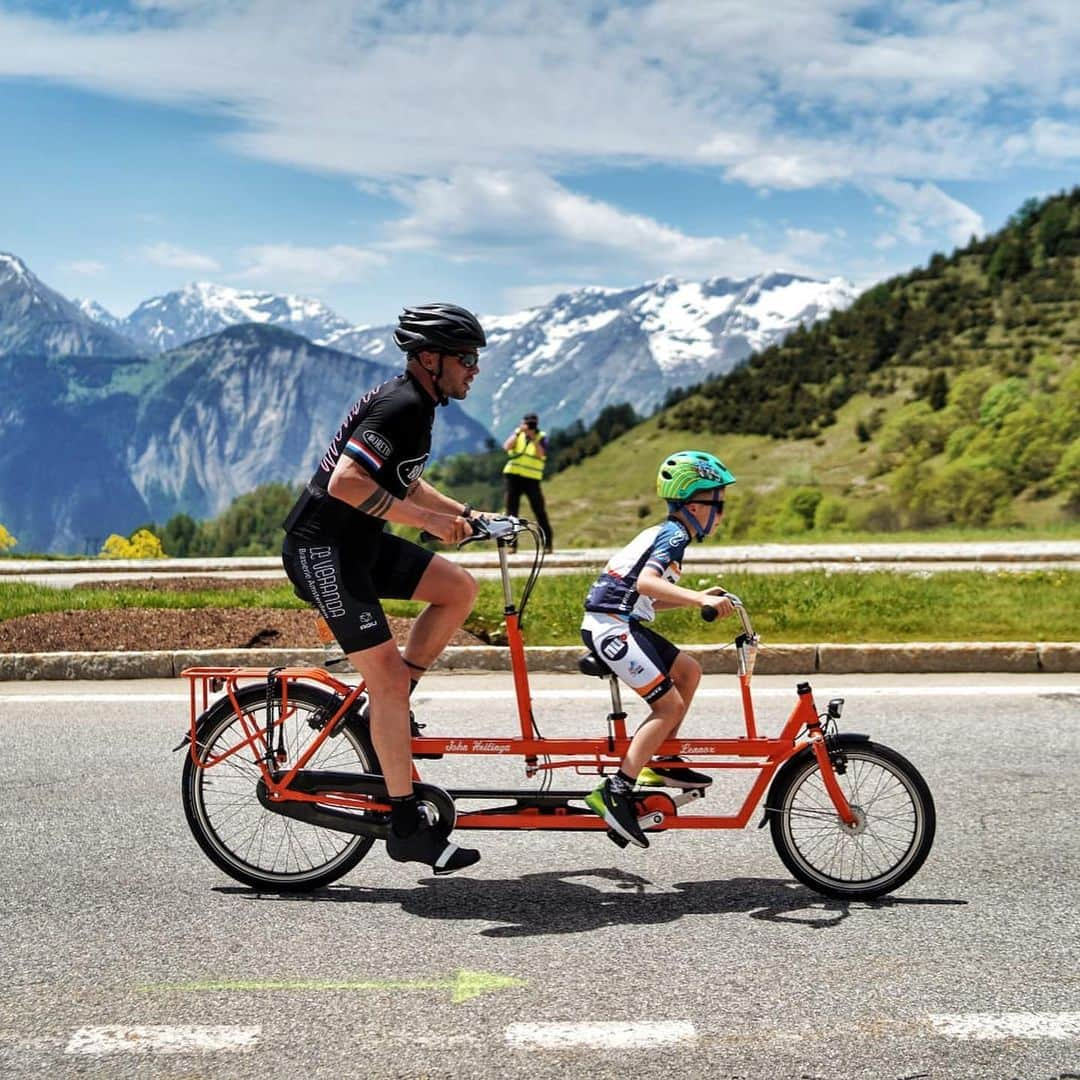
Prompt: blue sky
<box><xmin>1</xmin><ymin>0</ymin><xmax>1078</xmax><ymax>325</ymax></box>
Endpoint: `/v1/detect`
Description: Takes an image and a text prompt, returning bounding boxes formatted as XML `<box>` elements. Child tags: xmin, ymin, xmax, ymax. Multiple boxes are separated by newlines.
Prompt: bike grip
<box><xmin>701</xmin><ymin>605</ymin><xmax>718</xmax><ymax>622</ymax></box>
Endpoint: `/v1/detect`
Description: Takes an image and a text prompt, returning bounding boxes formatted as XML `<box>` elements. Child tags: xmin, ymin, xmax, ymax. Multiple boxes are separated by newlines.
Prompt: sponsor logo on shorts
<box><xmin>600</xmin><ymin>633</ymin><xmax>629</xmax><ymax>661</ymax></box>
<box><xmin>628</xmin><ymin>661</ymin><xmax>645</xmax><ymax>676</ymax></box>
<box><xmin>303</xmin><ymin>546</ymin><xmax>345</xmax><ymax>620</ymax></box>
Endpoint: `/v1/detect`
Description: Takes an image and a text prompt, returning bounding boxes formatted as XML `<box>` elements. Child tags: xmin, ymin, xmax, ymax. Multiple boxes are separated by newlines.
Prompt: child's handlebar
<box><xmin>701</xmin><ymin>593</ymin><xmax>755</xmax><ymax>638</ymax></box>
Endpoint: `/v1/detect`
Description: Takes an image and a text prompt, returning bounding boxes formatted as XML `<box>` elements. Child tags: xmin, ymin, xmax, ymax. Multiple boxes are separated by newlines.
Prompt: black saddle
<box><xmin>577</xmin><ymin>652</ymin><xmax>612</xmax><ymax>678</ymax></box>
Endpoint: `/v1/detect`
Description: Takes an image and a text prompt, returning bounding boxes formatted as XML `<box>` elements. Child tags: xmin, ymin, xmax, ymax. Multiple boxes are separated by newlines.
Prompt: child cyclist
<box><xmin>583</xmin><ymin>450</ymin><xmax>737</xmax><ymax>848</ymax></box>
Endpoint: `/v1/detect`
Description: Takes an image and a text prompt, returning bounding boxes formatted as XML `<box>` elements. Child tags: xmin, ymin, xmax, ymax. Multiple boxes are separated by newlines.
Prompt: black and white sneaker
<box><xmin>585</xmin><ymin>778</ymin><xmax>649</xmax><ymax>849</ymax></box>
<box><xmin>386</xmin><ymin>821</ymin><xmax>480</xmax><ymax>875</ymax></box>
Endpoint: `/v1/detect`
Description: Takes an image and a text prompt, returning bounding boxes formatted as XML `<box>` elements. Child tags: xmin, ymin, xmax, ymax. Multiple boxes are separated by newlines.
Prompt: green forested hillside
<box><xmin>545</xmin><ymin>189</ymin><xmax>1080</xmax><ymax>545</ymax></box>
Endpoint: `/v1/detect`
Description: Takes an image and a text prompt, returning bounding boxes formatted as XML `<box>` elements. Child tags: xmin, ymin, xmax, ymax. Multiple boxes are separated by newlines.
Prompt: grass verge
<box><xmin>1</xmin><ymin>569</ymin><xmax>1076</xmax><ymax>645</ymax></box>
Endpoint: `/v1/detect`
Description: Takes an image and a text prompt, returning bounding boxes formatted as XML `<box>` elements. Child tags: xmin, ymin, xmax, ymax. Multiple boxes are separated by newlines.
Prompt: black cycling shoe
<box><xmin>586</xmin><ymin>778</ymin><xmax>649</xmax><ymax>849</ymax></box>
<box><xmin>386</xmin><ymin>821</ymin><xmax>481</xmax><ymax>875</ymax></box>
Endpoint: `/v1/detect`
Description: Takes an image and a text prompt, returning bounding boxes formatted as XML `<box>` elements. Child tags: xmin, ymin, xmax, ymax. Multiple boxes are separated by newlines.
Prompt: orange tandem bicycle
<box><xmin>179</xmin><ymin>516</ymin><xmax>936</xmax><ymax>900</ymax></box>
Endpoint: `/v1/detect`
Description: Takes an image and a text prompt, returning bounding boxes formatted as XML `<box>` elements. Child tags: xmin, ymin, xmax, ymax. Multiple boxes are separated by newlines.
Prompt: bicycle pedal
<box><xmin>636</xmin><ymin>810</ymin><xmax>666</xmax><ymax>830</ymax></box>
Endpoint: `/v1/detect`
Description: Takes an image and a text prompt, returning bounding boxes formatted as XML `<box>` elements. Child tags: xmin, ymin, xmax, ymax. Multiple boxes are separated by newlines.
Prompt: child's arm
<box><xmin>637</xmin><ymin>569</ymin><xmax>735</xmax><ymax>618</ymax></box>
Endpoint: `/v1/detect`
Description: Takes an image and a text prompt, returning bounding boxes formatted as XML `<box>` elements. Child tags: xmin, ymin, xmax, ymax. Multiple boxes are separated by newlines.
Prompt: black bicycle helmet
<box><xmin>393</xmin><ymin>303</ymin><xmax>487</xmax><ymax>354</ymax></box>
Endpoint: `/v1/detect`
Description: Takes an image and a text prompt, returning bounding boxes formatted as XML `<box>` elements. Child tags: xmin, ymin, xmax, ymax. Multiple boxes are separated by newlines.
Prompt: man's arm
<box><xmin>408</xmin><ymin>477</ymin><xmax>470</xmax><ymax>516</ymax></box>
<box><xmin>327</xmin><ymin>458</ymin><xmax>471</xmax><ymax>543</ymax></box>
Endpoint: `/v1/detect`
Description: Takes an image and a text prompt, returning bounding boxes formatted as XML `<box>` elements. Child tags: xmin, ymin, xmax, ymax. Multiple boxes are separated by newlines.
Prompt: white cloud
<box><xmin>141</xmin><ymin>243</ymin><xmax>220</xmax><ymax>271</ymax></box>
<box><xmin>238</xmin><ymin>243</ymin><xmax>385</xmax><ymax>283</ymax></box>
<box><xmin>382</xmin><ymin>168</ymin><xmax>822</xmax><ymax>280</ymax></box>
<box><xmin>1010</xmin><ymin>118</ymin><xmax>1080</xmax><ymax>161</ymax></box>
<box><xmin>3</xmin><ymin>0</ymin><xmax>1079</xmax><ymax>188</ymax></box>
<box><xmin>867</xmin><ymin>180</ymin><xmax>985</xmax><ymax>246</ymax></box>
<box><xmin>783</xmin><ymin>228</ymin><xmax>831</xmax><ymax>258</ymax></box>
<box><xmin>1</xmin><ymin>0</ymin><xmax>1077</xmax><ymax>281</ymax></box>
<box><xmin>500</xmin><ymin>283</ymin><xmax>588</xmax><ymax>312</ymax></box>
<box><xmin>65</xmin><ymin>259</ymin><xmax>107</xmax><ymax>274</ymax></box>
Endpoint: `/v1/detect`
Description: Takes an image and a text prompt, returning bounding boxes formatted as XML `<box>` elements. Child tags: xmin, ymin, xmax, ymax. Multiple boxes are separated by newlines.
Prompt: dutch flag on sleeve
<box><xmin>346</xmin><ymin>434</ymin><xmax>383</xmax><ymax>474</ymax></box>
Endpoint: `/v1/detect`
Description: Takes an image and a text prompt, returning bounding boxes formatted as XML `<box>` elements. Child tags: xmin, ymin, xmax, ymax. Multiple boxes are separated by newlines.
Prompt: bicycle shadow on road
<box><xmin>220</xmin><ymin>869</ymin><xmax>965</xmax><ymax>938</ymax></box>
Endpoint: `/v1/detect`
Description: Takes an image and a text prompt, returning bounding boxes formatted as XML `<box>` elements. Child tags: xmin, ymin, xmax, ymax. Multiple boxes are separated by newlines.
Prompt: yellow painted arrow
<box><xmin>139</xmin><ymin>969</ymin><xmax>526</xmax><ymax>1004</ymax></box>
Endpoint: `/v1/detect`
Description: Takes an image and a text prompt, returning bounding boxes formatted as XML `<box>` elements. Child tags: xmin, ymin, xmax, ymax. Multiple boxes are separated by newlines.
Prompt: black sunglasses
<box><xmin>443</xmin><ymin>351</ymin><xmax>480</xmax><ymax>369</ymax></box>
<box><xmin>687</xmin><ymin>497</ymin><xmax>725</xmax><ymax>510</ymax></box>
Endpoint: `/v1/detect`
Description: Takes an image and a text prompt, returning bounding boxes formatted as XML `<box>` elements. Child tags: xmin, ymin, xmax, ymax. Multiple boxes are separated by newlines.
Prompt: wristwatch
<box><xmin>460</xmin><ymin>503</ymin><xmax>473</xmax><ymax>518</ymax></box>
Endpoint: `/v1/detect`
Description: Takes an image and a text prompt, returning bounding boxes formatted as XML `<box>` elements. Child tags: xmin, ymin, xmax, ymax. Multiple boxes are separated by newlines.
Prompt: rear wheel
<box><xmin>769</xmin><ymin>738</ymin><xmax>935</xmax><ymax>900</ymax></box>
<box><xmin>182</xmin><ymin>683</ymin><xmax>379</xmax><ymax>891</ymax></box>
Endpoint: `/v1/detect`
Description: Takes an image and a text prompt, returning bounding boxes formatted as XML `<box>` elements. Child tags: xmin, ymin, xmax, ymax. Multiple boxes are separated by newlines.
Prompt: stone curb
<box><xmin>1</xmin><ymin>642</ymin><xmax>1077</xmax><ymax>680</ymax></box>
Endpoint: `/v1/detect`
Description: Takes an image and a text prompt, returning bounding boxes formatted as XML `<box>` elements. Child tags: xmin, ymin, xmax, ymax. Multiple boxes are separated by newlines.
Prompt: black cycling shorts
<box><xmin>282</xmin><ymin>530</ymin><xmax>434</xmax><ymax>653</ymax></box>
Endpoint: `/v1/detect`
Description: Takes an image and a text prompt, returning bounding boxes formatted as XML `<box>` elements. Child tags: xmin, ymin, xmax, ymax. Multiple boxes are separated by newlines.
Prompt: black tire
<box><xmin>768</xmin><ymin>737</ymin><xmax>935</xmax><ymax>900</ymax></box>
<box><xmin>182</xmin><ymin>683</ymin><xmax>379</xmax><ymax>891</ymax></box>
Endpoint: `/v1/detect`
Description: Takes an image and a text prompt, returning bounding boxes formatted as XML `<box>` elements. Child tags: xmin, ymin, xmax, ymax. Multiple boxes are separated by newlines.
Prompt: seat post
<box><xmin>607</xmin><ymin>675</ymin><xmax>628</xmax><ymax>751</ymax></box>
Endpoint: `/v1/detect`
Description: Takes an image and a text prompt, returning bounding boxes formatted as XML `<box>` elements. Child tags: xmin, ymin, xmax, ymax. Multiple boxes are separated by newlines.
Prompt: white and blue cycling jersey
<box><xmin>583</xmin><ymin>517</ymin><xmax>691</xmax><ymax>623</ymax></box>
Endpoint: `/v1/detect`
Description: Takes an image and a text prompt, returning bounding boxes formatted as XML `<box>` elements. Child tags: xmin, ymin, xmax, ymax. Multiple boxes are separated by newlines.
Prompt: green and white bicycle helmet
<box><xmin>657</xmin><ymin>450</ymin><xmax>735</xmax><ymax>540</ymax></box>
<box><xmin>657</xmin><ymin>450</ymin><xmax>736</xmax><ymax>501</ymax></box>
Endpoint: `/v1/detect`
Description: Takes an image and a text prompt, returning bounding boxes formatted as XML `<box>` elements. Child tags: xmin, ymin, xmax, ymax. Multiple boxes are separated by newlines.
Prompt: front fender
<box><xmin>758</xmin><ymin>732</ymin><xmax>871</xmax><ymax>828</ymax></box>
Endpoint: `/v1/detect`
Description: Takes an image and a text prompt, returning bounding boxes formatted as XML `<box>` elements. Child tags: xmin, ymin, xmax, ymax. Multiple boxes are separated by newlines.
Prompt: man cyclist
<box><xmin>582</xmin><ymin>450</ymin><xmax>736</xmax><ymax>848</ymax></box>
<box><xmin>281</xmin><ymin>303</ymin><xmax>487</xmax><ymax>875</ymax></box>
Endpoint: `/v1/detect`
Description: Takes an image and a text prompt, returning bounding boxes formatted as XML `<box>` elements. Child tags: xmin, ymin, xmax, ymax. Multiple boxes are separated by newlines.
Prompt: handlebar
<box><xmin>701</xmin><ymin>592</ymin><xmax>755</xmax><ymax>639</ymax></box>
<box><xmin>420</xmin><ymin>515</ymin><xmax>529</xmax><ymax>547</ymax></box>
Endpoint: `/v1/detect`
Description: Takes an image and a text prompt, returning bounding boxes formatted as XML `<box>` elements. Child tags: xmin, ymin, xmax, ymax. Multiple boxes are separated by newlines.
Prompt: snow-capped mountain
<box><xmin>74</xmin><ymin>298</ymin><xmax>123</xmax><ymax>332</ymax></box>
<box><xmin>118</xmin><ymin>281</ymin><xmax>357</xmax><ymax>352</ymax></box>
<box><xmin>72</xmin><ymin>269</ymin><xmax>855</xmax><ymax>435</ymax></box>
<box><xmin>0</xmin><ymin>253</ymin><xmax>138</xmax><ymax>357</ymax></box>
<box><xmin>332</xmin><ymin>272</ymin><xmax>857</xmax><ymax>435</ymax></box>
<box><xmin>475</xmin><ymin>272</ymin><xmax>856</xmax><ymax>434</ymax></box>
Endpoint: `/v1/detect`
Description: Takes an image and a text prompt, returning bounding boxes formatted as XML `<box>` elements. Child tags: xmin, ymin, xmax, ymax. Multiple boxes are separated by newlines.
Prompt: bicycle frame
<box><xmin>181</xmin><ymin>532</ymin><xmax>857</xmax><ymax>835</ymax></box>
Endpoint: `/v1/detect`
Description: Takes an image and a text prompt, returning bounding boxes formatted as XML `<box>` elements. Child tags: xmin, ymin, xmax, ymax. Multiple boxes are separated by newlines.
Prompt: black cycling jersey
<box><xmin>280</xmin><ymin>371</ymin><xmax>439</xmax><ymax>652</ymax></box>
<box><xmin>284</xmin><ymin>372</ymin><xmax>436</xmax><ymax>541</ymax></box>
<box><xmin>315</xmin><ymin>372</ymin><xmax>436</xmax><ymax>499</ymax></box>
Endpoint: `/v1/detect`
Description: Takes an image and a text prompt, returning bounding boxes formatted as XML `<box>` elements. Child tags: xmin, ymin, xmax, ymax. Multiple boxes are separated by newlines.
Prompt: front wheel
<box><xmin>768</xmin><ymin>738</ymin><xmax>935</xmax><ymax>900</ymax></box>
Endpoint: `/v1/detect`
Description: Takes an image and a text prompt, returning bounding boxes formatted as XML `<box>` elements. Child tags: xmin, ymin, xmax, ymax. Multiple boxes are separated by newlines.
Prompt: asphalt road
<box><xmin>1</xmin><ymin>672</ymin><xmax>1078</xmax><ymax>1080</ymax></box>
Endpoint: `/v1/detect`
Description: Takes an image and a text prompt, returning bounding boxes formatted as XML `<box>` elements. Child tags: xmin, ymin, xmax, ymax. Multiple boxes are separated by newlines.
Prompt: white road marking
<box><xmin>0</xmin><ymin>685</ymin><xmax>1074</xmax><ymax>705</ymax></box>
<box><xmin>65</xmin><ymin>1025</ymin><xmax>260</xmax><ymax>1054</ymax></box>
<box><xmin>505</xmin><ymin>1020</ymin><xmax>696</xmax><ymax>1049</ymax></box>
<box><xmin>928</xmin><ymin>1012</ymin><xmax>1080</xmax><ymax>1040</ymax></box>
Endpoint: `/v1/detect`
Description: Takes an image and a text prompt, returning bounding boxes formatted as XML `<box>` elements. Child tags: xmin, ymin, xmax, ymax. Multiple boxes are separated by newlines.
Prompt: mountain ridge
<box><xmin>70</xmin><ymin>269</ymin><xmax>855</xmax><ymax>434</ymax></box>
<box><xmin>0</xmin><ymin>253</ymin><xmax>138</xmax><ymax>357</ymax></box>
<box><xmin>0</xmin><ymin>322</ymin><xmax>490</xmax><ymax>552</ymax></box>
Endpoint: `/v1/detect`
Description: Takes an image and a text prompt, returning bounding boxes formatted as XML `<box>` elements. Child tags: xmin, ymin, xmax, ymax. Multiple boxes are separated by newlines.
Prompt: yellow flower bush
<box><xmin>100</xmin><ymin>529</ymin><xmax>166</xmax><ymax>559</ymax></box>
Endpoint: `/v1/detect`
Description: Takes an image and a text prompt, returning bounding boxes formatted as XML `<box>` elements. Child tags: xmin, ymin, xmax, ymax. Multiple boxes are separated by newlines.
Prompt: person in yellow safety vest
<box><xmin>502</xmin><ymin>411</ymin><xmax>554</xmax><ymax>552</ymax></box>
